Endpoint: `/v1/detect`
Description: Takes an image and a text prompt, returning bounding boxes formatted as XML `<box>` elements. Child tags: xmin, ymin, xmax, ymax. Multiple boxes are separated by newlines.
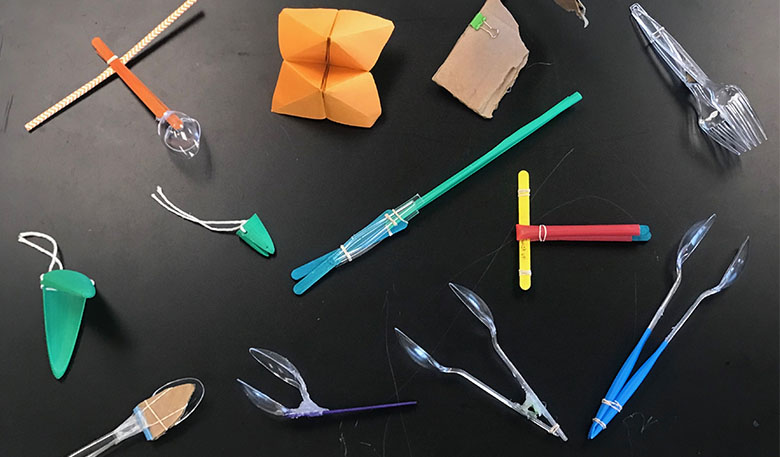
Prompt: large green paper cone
<box><xmin>40</xmin><ymin>270</ymin><xmax>96</xmax><ymax>379</ymax></box>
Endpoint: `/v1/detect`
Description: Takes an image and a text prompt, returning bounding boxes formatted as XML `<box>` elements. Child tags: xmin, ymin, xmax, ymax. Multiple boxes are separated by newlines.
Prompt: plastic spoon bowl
<box><xmin>158</xmin><ymin>110</ymin><xmax>201</xmax><ymax>158</ymax></box>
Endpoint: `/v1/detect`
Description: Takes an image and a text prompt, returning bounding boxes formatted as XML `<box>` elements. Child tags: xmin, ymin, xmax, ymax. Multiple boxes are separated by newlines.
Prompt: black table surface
<box><xmin>1</xmin><ymin>0</ymin><xmax>778</xmax><ymax>455</ymax></box>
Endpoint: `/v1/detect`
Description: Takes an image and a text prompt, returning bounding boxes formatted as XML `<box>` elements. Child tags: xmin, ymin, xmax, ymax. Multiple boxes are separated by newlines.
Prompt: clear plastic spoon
<box><xmin>68</xmin><ymin>377</ymin><xmax>205</xmax><ymax>457</ymax></box>
<box><xmin>395</xmin><ymin>328</ymin><xmax>564</xmax><ymax>440</ymax></box>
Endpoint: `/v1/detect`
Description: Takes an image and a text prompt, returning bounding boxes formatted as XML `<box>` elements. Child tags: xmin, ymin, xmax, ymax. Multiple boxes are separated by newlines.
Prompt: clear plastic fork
<box><xmin>630</xmin><ymin>3</ymin><xmax>766</xmax><ymax>154</ymax></box>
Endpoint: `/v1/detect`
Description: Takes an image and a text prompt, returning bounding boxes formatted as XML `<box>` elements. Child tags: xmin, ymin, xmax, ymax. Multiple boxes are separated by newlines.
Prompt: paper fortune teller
<box><xmin>271</xmin><ymin>8</ymin><xmax>394</xmax><ymax>128</ymax></box>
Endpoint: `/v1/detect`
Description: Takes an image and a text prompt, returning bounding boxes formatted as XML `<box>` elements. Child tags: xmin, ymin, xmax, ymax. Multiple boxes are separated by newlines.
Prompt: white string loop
<box><xmin>18</xmin><ymin>231</ymin><xmax>64</xmax><ymax>272</ymax></box>
<box><xmin>152</xmin><ymin>186</ymin><xmax>246</xmax><ymax>232</ymax></box>
<box><xmin>592</xmin><ymin>417</ymin><xmax>607</xmax><ymax>430</ymax></box>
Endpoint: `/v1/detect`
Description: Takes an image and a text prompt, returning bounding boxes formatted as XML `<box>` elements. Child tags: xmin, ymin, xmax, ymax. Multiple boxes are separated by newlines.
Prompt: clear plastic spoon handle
<box><xmin>68</xmin><ymin>415</ymin><xmax>141</xmax><ymax>457</ymax></box>
<box><xmin>490</xmin><ymin>339</ymin><xmax>567</xmax><ymax>440</ymax></box>
<box><xmin>445</xmin><ymin>368</ymin><xmax>556</xmax><ymax>435</ymax></box>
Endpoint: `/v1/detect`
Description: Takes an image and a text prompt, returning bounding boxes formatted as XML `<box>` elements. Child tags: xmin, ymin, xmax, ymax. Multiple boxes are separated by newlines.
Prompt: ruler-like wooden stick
<box><xmin>24</xmin><ymin>0</ymin><xmax>198</xmax><ymax>132</ymax></box>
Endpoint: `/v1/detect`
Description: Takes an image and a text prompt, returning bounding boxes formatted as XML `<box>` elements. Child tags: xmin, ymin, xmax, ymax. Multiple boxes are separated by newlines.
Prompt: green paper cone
<box><xmin>40</xmin><ymin>270</ymin><xmax>95</xmax><ymax>379</ymax></box>
<box><xmin>237</xmin><ymin>214</ymin><xmax>275</xmax><ymax>257</ymax></box>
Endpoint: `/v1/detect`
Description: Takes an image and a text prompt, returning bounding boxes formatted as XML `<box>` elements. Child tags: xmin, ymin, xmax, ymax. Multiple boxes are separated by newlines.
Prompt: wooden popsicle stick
<box><xmin>91</xmin><ymin>37</ymin><xmax>183</xmax><ymax>130</ymax></box>
<box><xmin>518</xmin><ymin>170</ymin><xmax>531</xmax><ymax>290</ymax></box>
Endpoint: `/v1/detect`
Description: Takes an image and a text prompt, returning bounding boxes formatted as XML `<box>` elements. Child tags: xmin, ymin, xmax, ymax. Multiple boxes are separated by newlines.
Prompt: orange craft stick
<box><xmin>91</xmin><ymin>37</ymin><xmax>182</xmax><ymax>130</ymax></box>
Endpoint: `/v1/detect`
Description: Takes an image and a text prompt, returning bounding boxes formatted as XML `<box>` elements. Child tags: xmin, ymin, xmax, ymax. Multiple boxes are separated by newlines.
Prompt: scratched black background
<box><xmin>0</xmin><ymin>0</ymin><xmax>778</xmax><ymax>456</ymax></box>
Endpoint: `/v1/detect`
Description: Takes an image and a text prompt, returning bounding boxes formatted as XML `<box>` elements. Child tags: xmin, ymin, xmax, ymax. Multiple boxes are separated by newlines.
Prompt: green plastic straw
<box><xmin>414</xmin><ymin>92</ymin><xmax>582</xmax><ymax>212</ymax></box>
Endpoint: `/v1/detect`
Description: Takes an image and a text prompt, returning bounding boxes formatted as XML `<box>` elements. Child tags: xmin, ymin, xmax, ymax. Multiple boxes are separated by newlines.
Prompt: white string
<box><xmin>601</xmin><ymin>398</ymin><xmax>622</xmax><ymax>412</ymax></box>
<box><xmin>518</xmin><ymin>269</ymin><xmax>532</xmax><ymax>276</ymax></box>
<box><xmin>18</xmin><ymin>232</ymin><xmax>64</xmax><ymax>272</ymax></box>
<box><xmin>548</xmin><ymin>423</ymin><xmax>561</xmax><ymax>435</ymax></box>
<box><xmin>517</xmin><ymin>188</ymin><xmax>530</xmax><ymax>197</ymax></box>
<box><xmin>152</xmin><ymin>186</ymin><xmax>246</xmax><ymax>232</ymax></box>
<box><xmin>592</xmin><ymin>417</ymin><xmax>606</xmax><ymax>429</ymax></box>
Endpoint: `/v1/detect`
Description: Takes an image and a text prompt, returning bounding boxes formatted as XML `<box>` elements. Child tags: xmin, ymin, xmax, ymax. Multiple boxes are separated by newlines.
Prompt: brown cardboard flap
<box><xmin>432</xmin><ymin>0</ymin><xmax>529</xmax><ymax>119</ymax></box>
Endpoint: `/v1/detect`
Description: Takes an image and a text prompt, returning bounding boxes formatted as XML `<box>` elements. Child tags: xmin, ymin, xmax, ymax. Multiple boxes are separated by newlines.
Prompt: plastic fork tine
<box><xmin>726</xmin><ymin>107</ymin><xmax>760</xmax><ymax>147</ymax></box>
<box><xmin>731</xmin><ymin>95</ymin><xmax>766</xmax><ymax>143</ymax></box>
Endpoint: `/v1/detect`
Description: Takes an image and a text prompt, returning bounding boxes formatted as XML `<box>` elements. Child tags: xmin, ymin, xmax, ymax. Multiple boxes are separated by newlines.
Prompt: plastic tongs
<box><xmin>237</xmin><ymin>348</ymin><xmax>416</xmax><ymax>419</ymax></box>
<box><xmin>396</xmin><ymin>284</ymin><xmax>567</xmax><ymax>441</ymax></box>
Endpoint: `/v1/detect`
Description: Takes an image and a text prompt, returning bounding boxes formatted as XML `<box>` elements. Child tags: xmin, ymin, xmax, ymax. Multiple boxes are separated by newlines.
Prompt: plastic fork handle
<box><xmin>594</xmin><ymin>327</ymin><xmax>652</xmax><ymax>423</ymax></box>
<box><xmin>630</xmin><ymin>4</ymin><xmax>708</xmax><ymax>84</ymax></box>
<box><xmin>600</xmin><ymin>340</ymin><xmax>669</xmax><ymax>429</ymax></box>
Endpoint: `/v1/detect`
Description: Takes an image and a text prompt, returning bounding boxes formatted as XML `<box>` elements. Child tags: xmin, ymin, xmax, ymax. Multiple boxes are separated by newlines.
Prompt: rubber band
<box><xmin>391</xmin><ymin>209</ymin><xmax>407</xmax><ymax>224</ymax></box>
<box><xmin>519</xmin><ymin>269</ymin><xmax>532</xmax><ymax>276</ymax></box>
<box><xmin>650</xmin><ymin>26</ymin><xmax>666</xmax><ymax>40</ymax></box>
<box><xmin>340</xmin><ymin>245</ymin><xmax>353</xmax><ymax>262</ymax></box>
<box><xmin>18</xmin><ymin>232</ymin><xmax>64</xmax><ymax>272</ymax></box>
<box><xmin>517</xmin><ymin>188</ymin><xmax>530</xmax><ymax>197</ymax></box>
<box><xmin>601</xmin><ymin>398</ymin><xmax>622</xmax><ymax>412</ymax></box>
<box><xmin>538</xmin><ymin>224</ymin><xmax>548</xmax><ymax>242</ymax></box>
<box><xmin>383</xmin><ymin>213</ymin><xmax>398</xmax><ymax>226</ymax></box>
<box><xmin>592</xmin><ymin>417</ymin><xmax>606</xmax><ymax>429</ymax></box>
<box><xmin>548</xmin><ymin>423</ymin><xmax>561</xmax><ymax>435</ymax></box>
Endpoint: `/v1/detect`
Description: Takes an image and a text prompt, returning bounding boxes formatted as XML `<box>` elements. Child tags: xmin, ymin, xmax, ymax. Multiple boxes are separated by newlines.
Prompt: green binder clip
<box><xmin>18</xmin><ymin>232</ymin><xmax>96</xmax><ymax>379</ymax></box>
<box><xmin>470</xmin><ymin>12</ymin><xmax>499</xmax><ymax>38</ymax></box>
<box><xmin>152</xmin><ymin>186</ymin><xmax>275</xmax><ymax>257</ymax></box>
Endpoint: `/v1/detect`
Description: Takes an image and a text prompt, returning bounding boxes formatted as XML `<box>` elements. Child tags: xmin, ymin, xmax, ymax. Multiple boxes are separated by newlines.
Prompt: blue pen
<box><xmin>593</xmin><ymin>238</ymin><xmax>749</xmax><ymax>436</ymax></box>
<box><xmin>588</xmin><ymin>214</ymin><xmax>716</xmax><ymax>439</ymax></box>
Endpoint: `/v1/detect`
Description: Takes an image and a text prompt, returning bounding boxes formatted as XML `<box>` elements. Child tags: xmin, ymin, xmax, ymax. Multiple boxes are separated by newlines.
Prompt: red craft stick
<box><xmin>516</xmin><ymin>224</ymin><xmax>641</xmax><ymax>242</ymax></box>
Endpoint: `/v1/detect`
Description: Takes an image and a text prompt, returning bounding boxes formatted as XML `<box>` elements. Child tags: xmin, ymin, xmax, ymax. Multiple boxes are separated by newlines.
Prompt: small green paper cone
<box><xmin>40</xmin><ymin>270</ymin><xmax>95</xmax><ymax>379</ymax></box>
<box><xmin>237</xmin><ymin>214</ymin><xmax>275</xmax><ymax>257</ymax></box>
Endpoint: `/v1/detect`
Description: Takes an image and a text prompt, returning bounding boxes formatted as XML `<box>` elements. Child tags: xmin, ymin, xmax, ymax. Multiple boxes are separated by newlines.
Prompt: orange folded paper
<box><xmin>271</xmin><ymin>8</ymin><xmax>394</xmax><ymax>128</ymax></box>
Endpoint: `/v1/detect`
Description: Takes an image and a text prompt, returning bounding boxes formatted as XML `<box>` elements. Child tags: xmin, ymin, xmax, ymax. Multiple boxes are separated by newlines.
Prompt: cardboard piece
<box><xmin>554</xmin><ymin>0</ymin><xmax>589</xmax><ymax>27</ymax></box>
<box><xmin>432</xmin><ymin>0</ymin><xmax>529</xmax><ymax>119</ymax></box>
<box><xmin>134</xmin><ymin>383</ymin><xmax>196</xmax><ymax>440</ymax></box>
<box><xmin>271</xmin><ymin>8</ymin><xmax>394</xmax><ymax>128</ymax></box>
